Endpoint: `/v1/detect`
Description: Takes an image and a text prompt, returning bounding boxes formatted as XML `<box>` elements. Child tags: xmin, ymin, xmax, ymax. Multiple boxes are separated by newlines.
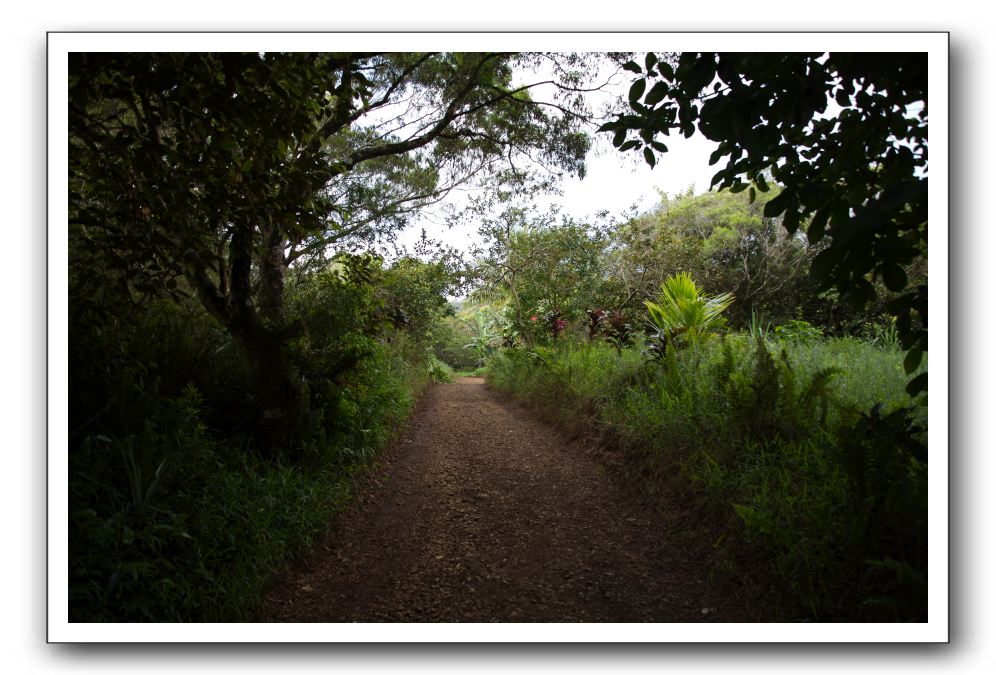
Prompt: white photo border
<box><xmin>48</xmin><ymin>31</ymin><xmax>949</xmax><ymax>643</ymax></box>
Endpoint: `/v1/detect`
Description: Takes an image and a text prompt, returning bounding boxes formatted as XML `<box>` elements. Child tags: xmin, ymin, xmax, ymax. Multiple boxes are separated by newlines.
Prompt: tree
<box><xmin>632</xmin><ymin>189</ymin><xmax>817</xmax><ymax>326</ymax></box>
<box><xmin>471</xmin><ymin>206</ymin><xmax>609</xmax><ymax>344</ymax></box>
<box><xmin>470</xmin><ymin>206</ymin><xmax>559</xmax><ymax>337</ymax></box>
<box><xmin>70</xmin><ymin>52</ymin><xmax>603</xmax><ymax>454</ymax></box>
<box><xmin>377</xmin><ymin>256</ymin><xmax>456</xmax><ymax>339</ymax></box>
<box><xmin>600</xmin><ymin>52</ymin><xmax>927</xmax><ymax>394</ymax></box>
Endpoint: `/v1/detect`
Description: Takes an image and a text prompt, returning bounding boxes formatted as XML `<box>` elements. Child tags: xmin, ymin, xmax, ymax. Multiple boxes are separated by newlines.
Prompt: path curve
<box><xmin>263</xmin><ymin>377</ymin><xmax>753</xmax><ymax>622</ymax></box>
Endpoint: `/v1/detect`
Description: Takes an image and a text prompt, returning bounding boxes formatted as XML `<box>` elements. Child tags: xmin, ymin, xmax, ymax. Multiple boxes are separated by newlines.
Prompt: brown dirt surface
<box><xmin>262</xmin><ymin>377</ymin><xmax>762</xmax><ymax>622</ymax></box>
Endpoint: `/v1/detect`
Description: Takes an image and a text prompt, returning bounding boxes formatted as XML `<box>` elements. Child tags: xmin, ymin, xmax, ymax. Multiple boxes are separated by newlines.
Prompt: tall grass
<box><xmin>488</xmin><ymin>334</ymin><xmax>927</xmax><ymax>620</ymax></box>
<box><xmin>69</xmin><ymin>299</ymin><xmax>432</xmax><ymax>621</ymax></box>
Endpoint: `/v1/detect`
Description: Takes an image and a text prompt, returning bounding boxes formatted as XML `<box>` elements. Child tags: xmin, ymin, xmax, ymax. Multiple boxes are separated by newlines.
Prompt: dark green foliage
<box><xmin>584</xmin><ymin>308</ymin><xmax>606</xmax><ymax>341</ymax></box>
<box><xmin>604</xmin><ymin>310</ymin><xmax>635</xmax><ymax>351</ymax></box>
<box><xmin>715</xmin><ymin>338</ymin><xmax>839</xmax><ymax>443</ymax></box>
<box><xmin>471</xmin><ymin>208</ymin><xmax>612</xmax><ymax>345</ymax></box>
<box><xmin>774</xmin><ymin>318</ymin><xmax>824</xmax><ymax>343</ymax></box>
<box><xmin>432</xmin><ymin>315</ymin><xmax>480</xmax><ymax>371</ymax></box>
<box><xmin>69</xmin><ymin>251</ymin><xmax>442</xmax><ymax>621</ymax></box>
<box><xmin>69</xmin><ymin>296</ymin><xmax>429</xmax><ymax>621</ymax></box>
<box><xmin>70</xmin><ymin>51</ymin><xmax>598</xmax><ymax>455</ymax></box>
<box><xmin>487</xmin><ymin>335</ymin><xmax>926</xmax><ymax>619</ymax></box>
<box><xmin>835</xmin><ymin>404</ymin><xmax>928</xmax><ymax>619</ymax></box>
<box><xmin>601</xmin><ymin>52</ymin><xmax>928</xmax><ymax>394</ymax></box>
<box><xmin>428</xmin><ymin>357</ymin><xmax>455</xmax><ymax>383</ymax></box>
<box><xmin>616</xmin><ymin>189</ymin><xmax>819</xmax><ymax>329</ymax></box>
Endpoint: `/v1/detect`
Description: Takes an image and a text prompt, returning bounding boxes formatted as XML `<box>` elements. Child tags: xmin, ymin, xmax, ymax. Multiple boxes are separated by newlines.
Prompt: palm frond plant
<box><xmin>463</xmin><ymin>310</ymin><xmax>502</xmax><ymax>366</ymax></box>
<box><xmin>643</xmin><ymin>272</ymin><xmax>734</xmax><ymax>362</ymax></box>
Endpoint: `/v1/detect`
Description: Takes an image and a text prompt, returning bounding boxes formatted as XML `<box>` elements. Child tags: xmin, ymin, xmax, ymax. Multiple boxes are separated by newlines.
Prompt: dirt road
<box><xmin>263</xmin><ymin>377</ymin><xmax>755</xmax><ymax>622</ymax></box>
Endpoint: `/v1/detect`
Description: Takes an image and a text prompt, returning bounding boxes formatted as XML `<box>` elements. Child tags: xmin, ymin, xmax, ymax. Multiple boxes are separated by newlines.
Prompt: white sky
<box><xmin>393</xmin><ymin>57</ymin><xmax>721</xmax><ymax>256</ymax></box>
<box><xmin>396</xmin><ymin>131</ymin><xmax>721</xmax><ymax>255</ymax></box>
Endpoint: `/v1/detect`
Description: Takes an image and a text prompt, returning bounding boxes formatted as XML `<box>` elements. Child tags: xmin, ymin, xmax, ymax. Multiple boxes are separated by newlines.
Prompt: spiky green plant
<box><xmin>644</xmin><ymin>272</ymin><xmax>734</xmax><ymax>358</ymax></box>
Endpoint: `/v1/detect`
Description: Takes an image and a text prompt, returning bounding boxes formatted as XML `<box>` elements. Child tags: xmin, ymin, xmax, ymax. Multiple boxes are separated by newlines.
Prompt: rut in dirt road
<box><xmin>263</xmin><ymin>377</ymin><xmax>752</xmax><ymax>622</ymax></box>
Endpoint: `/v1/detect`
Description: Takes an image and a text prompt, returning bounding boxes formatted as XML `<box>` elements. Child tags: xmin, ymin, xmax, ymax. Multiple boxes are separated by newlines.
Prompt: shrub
<box><xmin>487</xmin><ymin>334</ymin><xmax>927</xmax><ymax>619</ymax></box>
<box><xmin>69</xmin><ymin>287</ymin><xmax>432</xmax><ymax>621</ymax></box>
<box><xmin>774</xmin><ymin>318</ymin><xmax>823</xmax><ymax>343</ymax></box>
<box><xmin>643</xmin><ymin>272</ymin><xmax>734</xmax><ymax>362</ymax></box>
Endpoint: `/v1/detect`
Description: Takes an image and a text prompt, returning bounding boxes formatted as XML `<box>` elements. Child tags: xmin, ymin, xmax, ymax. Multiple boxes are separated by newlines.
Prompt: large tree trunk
<box><xmin>230</xmin><ymin>320</ymin><xmax>305</xmax><ymax>459</ymax></box>
<box><xmin>258</xmin><ymin>221</ymin><xmax>287</xmax><ymax>327</ymax></box>
<box><xmin>191</xmin><ymin>223</ymin><xmax>305</xmax><ymax>460</ymax></box>
<box><xmin>247</xmin><ymin>226</ymin><xmax>304</xmax><ymax>458</ymax></box>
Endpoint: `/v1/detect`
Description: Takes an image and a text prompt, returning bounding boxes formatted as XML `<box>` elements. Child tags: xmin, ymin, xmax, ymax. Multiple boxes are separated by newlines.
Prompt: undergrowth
<box><xmin>487</xmin><ymin>335</ymin><xmax>927</xmax><ymax>620</ymax></box>
<box><xmin>69</xmin><ymin>297</ymin><xmax>431</xmax><ymax>621</ymax></box>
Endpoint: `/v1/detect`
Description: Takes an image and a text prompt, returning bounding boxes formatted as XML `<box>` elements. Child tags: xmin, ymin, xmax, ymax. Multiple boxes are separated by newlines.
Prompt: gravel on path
<box><xmin>262</xmin><ymin>377</ymin><xmax>757</xmax><ymax>622</ymax></box>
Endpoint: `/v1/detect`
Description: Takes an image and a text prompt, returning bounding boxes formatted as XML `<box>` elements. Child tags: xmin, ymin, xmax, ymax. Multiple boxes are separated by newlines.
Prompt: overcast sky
<box><xmin>393</xmin><ymin>57</ymin><xmax>722</xmax><ymax>257</ymax></box>
<box><xmin>396</xmin><ymin>132</ymin><xmax>720</xmax><ymax>255</ymax></box>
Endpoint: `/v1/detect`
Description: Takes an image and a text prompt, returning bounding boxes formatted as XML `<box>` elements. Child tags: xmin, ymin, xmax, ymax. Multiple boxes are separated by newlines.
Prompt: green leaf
<box><xmin>619</xmin><ymin>140</ymin><xmax>641</xmax><ymax>152</ymax></box>
<box><xmin>807</xmin><ymin>207</ymin><xmax>831</xmax><ymax>244</ymax></box>
<box><xmin>685</xmin><ymin>54</ymin><xmax>717</xmax><ymax>95</ymax></box>
<box><xmin>906</xmin><ymin>372</ymin><xmax>927</xmax><ymax>397</ymax></box>
<box><xmin>748</xmin><ymin>187</ymin><xmax>756</xmax><ymax>204</ymax></box>
<box><xmin>903</xmin><ymin>347</ymin><xmax>923</xmax><ymax>375</ymax></box>
<box><xmin>708</xmin><ymin>146</ymin><xmax>727</xmax><ymax>166</ymax></box>
<box><xmin>881</xmin><ymin>263</ymin><xmax>908</xmax><ymax>293</ymax></box>
<box><xmin>622</xmin><ymin>60</ymin><xmax>642</xmax><ymax>74</ymax></box>
<box><xmin>643</xmin><ymin>147</ymin><xmax>656</xmax><ymax>168</ymax></box>
<box><xmin>810</xmin><ymin>247</ymin><xmax>843</xmax><ymax>282</ymax></box>
<box><xmin>644</xmin><ymin>81</ymin><xmax>670</xmax><ymax>106</ymax></box>
<box><xmin>629</xmin><ymin>79</ymin><xmax>647</xmax><ymax>103</ymax></box>
<box><xmin>645</xmin><ymin>53</ymin><xmax>658</xmax><ymax>72</ymax></box>
<box><xmin>846</xmin><ymin>278</ymin><xmax>877</xmax><ymax>310</ymax></box>
<box><xmin>763</xmin><ymin>190</ymin><xmax>790</xmax><ymax>218</ymax></box>
<box><xmin>783</xmin><ymin>206</ymin><xmax>800</xmax><ymax>234</ymax></box>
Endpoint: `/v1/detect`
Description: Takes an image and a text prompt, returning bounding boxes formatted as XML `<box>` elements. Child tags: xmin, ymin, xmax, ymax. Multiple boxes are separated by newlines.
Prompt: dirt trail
<box><xmin>263</xmin><ymin>377</ymin><xmax>754</xmax><ymax>622</ymax></box>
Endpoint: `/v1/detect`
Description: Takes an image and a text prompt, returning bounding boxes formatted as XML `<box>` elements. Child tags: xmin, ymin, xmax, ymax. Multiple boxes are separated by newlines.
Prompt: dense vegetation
<box><xmin>488</xmin><ymin>337</ymin><xmax>925</xmax><ymax>619</ymax></box>
<box><xmin>68</xmin><ymin>51</ymin><xmax>601</xmax><ymax>620</ymax></box>
<box><xmin>67</xmin><ymin>50</ymin><xmax>929</xmax><ymax>622</ymax></box>
<box><xmin>69</xmin><ymin>252</ymin><xmax>459</xmax><ymax>620</ymax></box>
<box><xmin>601</xmin><ymin>52</ymin><xmax>928</xmax><ymax>394</ymax></box>
<box><xmin>463</xmin><ymin>187</ymin><xmax>928</xmax><ymax>620</ymax></box>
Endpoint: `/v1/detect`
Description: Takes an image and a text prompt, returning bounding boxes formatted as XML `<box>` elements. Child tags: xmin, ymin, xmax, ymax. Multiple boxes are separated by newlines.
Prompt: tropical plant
<box><xmin>774</xmin><ymin>319</ymin><xmax>824</xmax><ymax>343</ymax></box>
<box><xmin>471</xmin><ymin>207</ymin><xmax>612</xmax><ymax>344</ymax></box>
<box><xmin>604</xmin><ymin>310</ymin><xmax>635</xmax><ymax>352</ymax></box>
<box><xmin>463</xmin><ymin>310</ymin><xmax>502</xmax><ymax>366</ymax></box>
<box><xmin>487</xmin><ymin>333</ymin><xmax>925</xmax><ymax>619</ymax></box>
<box><xmin>602</xmin><ymin>52</ymin><xmax>927</xmax><ymax>394</ymax></box>
<box><xmin>643</xmin><ymin>272</ymin><xmax>734</xmax><ymax>359</ymax></box>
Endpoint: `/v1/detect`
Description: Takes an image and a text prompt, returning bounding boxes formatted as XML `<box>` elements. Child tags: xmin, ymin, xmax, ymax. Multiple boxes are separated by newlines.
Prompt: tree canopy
<box><xmin>69</xmin><ymin>51</ymin><xmax>604</xmax><ymax>452</ymax></box>
<box><xmin>600</xmin><ymin>52</ymin><xmax>928</xmax><ymax>393</ymax></box>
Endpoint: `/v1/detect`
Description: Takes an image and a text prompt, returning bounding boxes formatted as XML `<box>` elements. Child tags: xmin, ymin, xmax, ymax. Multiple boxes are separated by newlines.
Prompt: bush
<box><xmin>69</xmin><ymin>285</ymin><xmax>432</xmax><ymax>621</ymax></box>
<box><xmin>429</xmin><ymin>356</ymin><xmax>455</xmax><ymax>383</ymax></box>
<box><xmin>432</xmin><ymin>316</ymin><xmax>480</xmax><ymax>370</ymax></box>
<box><xmin>487</xmin><ymin>335</ymin><xmax>927</xmax><ymax>620</ymax></box>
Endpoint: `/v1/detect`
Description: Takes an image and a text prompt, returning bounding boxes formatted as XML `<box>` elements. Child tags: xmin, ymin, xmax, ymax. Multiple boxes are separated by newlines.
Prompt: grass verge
<box><xmin>69</xmin><ymin>340</ymin><xmax>431</xmax><ymax>622</ymax></box>
<box><xmin>487</xmin><ymin>335</ymin><xmax>927</xmax><ymax>620</ymax></box>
